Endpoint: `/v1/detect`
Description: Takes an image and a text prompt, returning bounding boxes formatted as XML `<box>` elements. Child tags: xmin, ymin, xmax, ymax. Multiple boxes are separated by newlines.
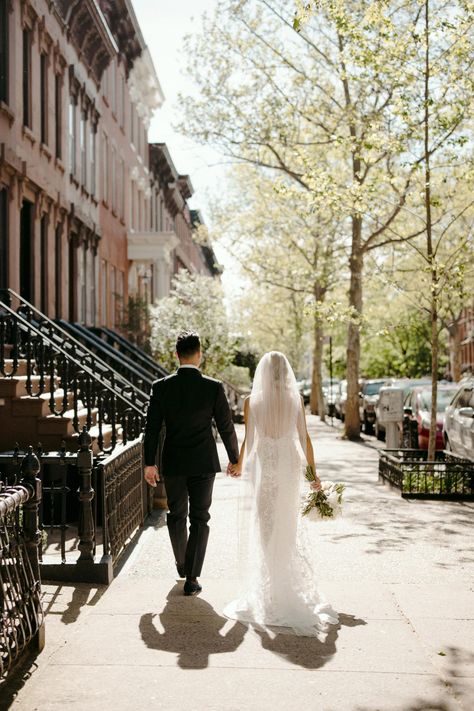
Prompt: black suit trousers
<box><xmin>163</xmin><ymin>471</ymin><xmax>215</xmax><ymax>579</ymax></box>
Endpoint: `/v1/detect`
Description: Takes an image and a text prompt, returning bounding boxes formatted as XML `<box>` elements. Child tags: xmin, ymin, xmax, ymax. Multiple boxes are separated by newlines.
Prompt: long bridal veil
<box><xmin>224</xmin><ymin>351</ymin><xmax>338</xmax><ymax>638</ymax></box>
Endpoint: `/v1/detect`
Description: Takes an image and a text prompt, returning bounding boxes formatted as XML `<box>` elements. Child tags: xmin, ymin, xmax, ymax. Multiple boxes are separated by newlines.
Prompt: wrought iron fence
<box><xmin>99</xmin><ymin>437</ymin><xmax>151</xmax><ymax>565</ymax></box>
<box><xmin>0</xmin><ymin>432</ymin><xmax>149</xmax><ymax>584</ymax></box>
<box><xmin>379</xmin><ymin>448</ymin><xmax>474</xmax><ymax>500</ymax></box>
<box><xmin>0</xmin><ymin>449</ymin><xmax>44</xmax><ymax>679</ymax></box>
<box><xmin>3</xmin><ymin>288</ymin><xmax>149</xmax><ymax>410</ymax></box>
<box><xmin>0</xmin><ymin>297</ymin><xmax>144</xmax><ymax>453</ymax></box>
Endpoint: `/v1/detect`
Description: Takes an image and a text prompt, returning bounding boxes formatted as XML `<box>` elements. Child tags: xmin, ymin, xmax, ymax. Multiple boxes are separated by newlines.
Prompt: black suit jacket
<box><xmin>143</xmin><ymin>367</ymin><xmax>239</xmax><ymax>476</ymax></box>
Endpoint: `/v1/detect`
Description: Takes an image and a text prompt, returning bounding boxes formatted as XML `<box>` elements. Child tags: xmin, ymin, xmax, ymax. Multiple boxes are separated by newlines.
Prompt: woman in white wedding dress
<box><xmin>224</xmin><ymin>351</ymin><xmax>338</xmax><ymax>638</ymax></box>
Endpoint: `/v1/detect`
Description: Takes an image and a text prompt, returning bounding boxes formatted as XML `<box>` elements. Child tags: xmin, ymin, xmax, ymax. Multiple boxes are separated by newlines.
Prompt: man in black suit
<box><xmin>143</xmin><ymin>331</ymin><xmax>239</xmax><ymax>596</ymax></box>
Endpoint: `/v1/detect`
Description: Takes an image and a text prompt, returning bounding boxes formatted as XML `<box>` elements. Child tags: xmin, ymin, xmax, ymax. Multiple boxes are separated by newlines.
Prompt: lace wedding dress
<box><xmin>223</xmin><ymin>352</ymin><xmax>339</xmax><ymax>638</ymax></box>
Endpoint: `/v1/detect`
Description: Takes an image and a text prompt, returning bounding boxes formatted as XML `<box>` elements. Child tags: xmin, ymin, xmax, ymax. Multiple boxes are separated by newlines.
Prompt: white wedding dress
<box><xmin>224</xmin><ymin>352</ymin><xmax>338</xmax><ymax>639</ymax></box>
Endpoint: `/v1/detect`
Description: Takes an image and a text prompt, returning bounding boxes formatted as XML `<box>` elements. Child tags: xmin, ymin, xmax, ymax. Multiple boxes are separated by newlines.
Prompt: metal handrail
<box><xmin>0</xmin><ymin>301</ymin><xmax>144</xmax><ymax>451</ymax></box>
<box><xmin>59</xmin><ymin>320</ymin><xmax>154</xmax><ymax>392</ymax></box>
<box><xmin>5</xmin><ymin>289</ymin><xmax>147</xmax><ymax>409</ymax></box>
<box><xmin>0</xmin><ymin>298</ymin><xmax>142</xmax><ymax>414</ymax></box>
<box><xmin>91</xmin><ymin>325</ymin><xmax>167</xmax><ymax>378</ymax></box>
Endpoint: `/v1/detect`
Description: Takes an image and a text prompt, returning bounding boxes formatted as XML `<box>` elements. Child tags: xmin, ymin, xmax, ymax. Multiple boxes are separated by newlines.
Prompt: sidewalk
<box><xmin>4</xmin><ymin>418</ymin><xmax>474</xmax><ymax>711</ymax></box>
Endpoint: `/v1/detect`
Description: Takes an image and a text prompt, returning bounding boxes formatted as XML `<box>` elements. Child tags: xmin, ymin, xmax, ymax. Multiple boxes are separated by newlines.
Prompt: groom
<box><xmin>143</xmin><ymin>330</ymin><xmax>240</xmax><ymax>596</ymax></box>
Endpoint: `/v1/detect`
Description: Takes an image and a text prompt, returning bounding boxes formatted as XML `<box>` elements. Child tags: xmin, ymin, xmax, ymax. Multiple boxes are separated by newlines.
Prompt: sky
<box><xmin>131</xmin><ymin>1</ymin><xmax>235</xmax><ymax>279</ymax></box>
<box><xmin>131</xmin><ymin>0</ymin><xmax>222</xmax><ymax>194</ymax></box>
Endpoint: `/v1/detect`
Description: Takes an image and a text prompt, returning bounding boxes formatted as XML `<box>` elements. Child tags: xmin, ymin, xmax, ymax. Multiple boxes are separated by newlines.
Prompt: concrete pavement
<box><xmin>3</xmin><ymin>417</ymin><xmax>474</xmax><ymax>711</ymax></box>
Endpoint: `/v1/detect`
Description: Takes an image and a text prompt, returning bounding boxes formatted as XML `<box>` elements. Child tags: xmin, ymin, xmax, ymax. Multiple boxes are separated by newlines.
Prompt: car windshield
<box><xmin>419</xmin><ymin>389</ymin><xmax>458</xmax><ymax>412</ymax></box>
<box><xmin>364</xmin><ymin>382</ymin><xmax>385</xmax><ymax>396</ymax></box>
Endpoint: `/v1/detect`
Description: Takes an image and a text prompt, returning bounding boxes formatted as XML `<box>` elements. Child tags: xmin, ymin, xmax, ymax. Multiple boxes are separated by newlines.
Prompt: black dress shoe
<box><xmin>176</xmin><ymin>564</ymin><xmax>186</xmax><ymax>578</ymax></box>
<box><xmin>183</xmin><ymin>579</ymin><xmax>202</xmax><ymax>596</ymax></box>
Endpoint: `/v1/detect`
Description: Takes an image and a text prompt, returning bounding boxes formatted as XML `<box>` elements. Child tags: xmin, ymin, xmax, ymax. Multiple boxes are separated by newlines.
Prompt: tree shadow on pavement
<box><xmin>254</xmin><ymin>612</ymin><xmax>366</xmax><ymax>670</ymax></box>
<box><xmin>139</xmin><ymin>584</ymin><xmax>247</xmax><ymax>669</ymax></box>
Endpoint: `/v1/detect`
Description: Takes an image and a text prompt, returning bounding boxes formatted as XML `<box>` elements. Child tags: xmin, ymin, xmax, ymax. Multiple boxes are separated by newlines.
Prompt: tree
<box><xmin>149</xmin><ymin>271</ymin><xmax>234</xmax><ymax>376</ymax></box>
<box><xmin>210</xmin><ymin>164</ymin><xmax>343</xmax><ymax>419</ymax></box>
<box><xmin>179</xmin><ymin>0</ymin><xmax>439</xmax><ymax>439</ymax></box>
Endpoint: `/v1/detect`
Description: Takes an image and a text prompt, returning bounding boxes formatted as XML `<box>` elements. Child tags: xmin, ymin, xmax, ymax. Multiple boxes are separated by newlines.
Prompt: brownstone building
<box><xmin>0</xmin><ymin>0</ymin><xmax>218</xmax><ymax>331</ymax></box>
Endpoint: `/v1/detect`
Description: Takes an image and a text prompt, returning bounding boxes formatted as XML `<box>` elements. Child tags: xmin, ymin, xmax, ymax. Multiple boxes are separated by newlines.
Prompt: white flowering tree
<box><xmin>210</xmin><ymin>164</ymin><xmax>345</xmax><ymax>419</ymax></box>
<box><xmin>179</xmin><ymin>1</ymin><xmax>435</xmax><ymax>439</ymax></box>
<box><xmin>149</xmin><ymin>271</ymin><xmax>235</xmax><ymax>377</ymax></box>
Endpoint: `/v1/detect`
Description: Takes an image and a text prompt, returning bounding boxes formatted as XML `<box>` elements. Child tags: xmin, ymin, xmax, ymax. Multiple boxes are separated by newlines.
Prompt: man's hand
<box><xmin>144</xmin><ymin>465</ymin><xmax>159</xmax><ymax>487</ymax></box>
<box><xmin>227</xmin><ymin>462</ymin><xmax>242</xmax><ymax>478</ymax></box>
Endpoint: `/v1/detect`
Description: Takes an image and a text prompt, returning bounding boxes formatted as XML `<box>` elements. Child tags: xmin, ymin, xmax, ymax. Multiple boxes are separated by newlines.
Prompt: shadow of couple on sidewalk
<box><xmin>139</xmin><ymin>583</ymin><xmax>366</xmax><ymax>670</ymax></box>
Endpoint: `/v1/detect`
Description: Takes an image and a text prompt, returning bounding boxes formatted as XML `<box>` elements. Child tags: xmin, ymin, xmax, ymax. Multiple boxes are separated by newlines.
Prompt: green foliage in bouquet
<box><xmin>303</xmin><ymin>465</ymin><xmax>345</xmax><ymax>519</ymax></box>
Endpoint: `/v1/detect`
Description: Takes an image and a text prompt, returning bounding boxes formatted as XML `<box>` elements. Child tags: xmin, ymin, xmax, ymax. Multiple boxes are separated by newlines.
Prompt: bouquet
<box><xmin>302</xmin><ymin>465</ymin><xmax>345</xmax><ymax>520</ymax></box>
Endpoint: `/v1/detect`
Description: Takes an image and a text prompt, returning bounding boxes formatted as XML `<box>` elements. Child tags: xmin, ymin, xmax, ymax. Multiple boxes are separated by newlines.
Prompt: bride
<box><xmin>224</xmin><ymin>351</ymin><xmax>339</xmax><ymax>638</ymax></box>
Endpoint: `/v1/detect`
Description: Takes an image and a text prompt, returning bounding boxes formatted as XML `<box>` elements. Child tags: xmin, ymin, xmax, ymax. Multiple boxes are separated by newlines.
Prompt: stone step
<box><xmin>0</xmin><ymin>374</ymin><xmax>57</xmax><ymax>398</ymax></box>
<box><xmin>1</xmin><ymin>358</ymin><xmax>29</xmax><ymax>377</ymax></box>
<box><xmin>65</xmin><ymin>422</ymin><xmax>117</xmax><ymax>454</ymax></box>
<box><xmin>37</xmin><ymin>406</ymin><xmax>98</xmax><ymax>436</ymax></box>
<box><xmin>11</xmin><ymin>389</ymin><xmax>76</xmax><ymax>417</ymax></box>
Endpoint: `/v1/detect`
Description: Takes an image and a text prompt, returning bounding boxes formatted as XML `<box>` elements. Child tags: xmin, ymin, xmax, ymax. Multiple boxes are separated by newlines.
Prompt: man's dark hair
<box><xmin>176</xmin><ymin>330</ymin><xmax>201</xmax><ymax>358</ymax></box>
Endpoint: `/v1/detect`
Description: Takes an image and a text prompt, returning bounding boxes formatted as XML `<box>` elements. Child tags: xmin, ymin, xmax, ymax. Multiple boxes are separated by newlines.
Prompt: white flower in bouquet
<box><xmin>302</xmin><ymin>466</ymin><xmax>345</xmax><ymax>521</ymax></box>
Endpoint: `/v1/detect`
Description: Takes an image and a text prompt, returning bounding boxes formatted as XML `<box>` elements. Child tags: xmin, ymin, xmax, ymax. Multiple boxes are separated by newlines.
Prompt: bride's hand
<box><xmin>228</xmin><ymin>462</ymin><xmax>242</xmax><ymax>477</ymax></box>
<box><xmin>310</xmin><ymin>477</ymin><xmax>321</xmax><ymax>491</ymax></box>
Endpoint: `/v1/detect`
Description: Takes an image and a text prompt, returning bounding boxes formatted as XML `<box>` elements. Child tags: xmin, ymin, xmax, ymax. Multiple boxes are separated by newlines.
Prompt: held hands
<box><xmin>227</xmin><ymin>461</ymin><xmax>242</xmax><ymax>478</ymax></box>
<box><xmin>144</xmin><ymin>465</ymin><xmax>160</xmax><ymax>487</ymax></box>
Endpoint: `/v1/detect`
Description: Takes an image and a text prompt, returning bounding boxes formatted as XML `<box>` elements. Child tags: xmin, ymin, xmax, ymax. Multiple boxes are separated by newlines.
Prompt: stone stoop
<box><xmin>0</xmin><ymin>359</ymin><xmax>113</xmax><ymax>453</ymax></box>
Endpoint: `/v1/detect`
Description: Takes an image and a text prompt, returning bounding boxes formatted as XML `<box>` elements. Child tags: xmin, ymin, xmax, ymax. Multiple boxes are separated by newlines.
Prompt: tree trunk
<box><xmin>344</xmin><ymin>217</ymin><xmax>363</xmax><ymax>440</ymax></box>
<box><xmin>428</xmin><ymin>295</ymin><xmax>438</xmax><ymax>461</ymax></box>
<box><xmin>424</xmin><ymin>0</ymin><xmax>437</xmax><ymax>462</ymax></box>
<box><xmin>310</xmin><ymin>314</ymin><xmax>326</xmax><ymax>421</ymax></box>
<box><xmin>448</xmin><ymin>319</ymin><xmax>462</xmax><ymax>382</ymax></box>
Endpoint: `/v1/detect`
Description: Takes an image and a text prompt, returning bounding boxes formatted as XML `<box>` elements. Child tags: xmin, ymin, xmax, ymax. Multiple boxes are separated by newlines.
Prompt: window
<box><xmin>79</xmin><ymin>243</ymin><xmax>87</xmax><ymax>323</ymax></box>
<box><xmin>40</xmin><ymin>215</ymin><xmax>48</xmax><ymax>312</ymax></box>
<box><xmin>0</xmin><ymin>0</ymin><xmax>9</xmax><ymax>104</ymax></box>
<box><xmin>120</xmin><ymin>75</ymin><xmax>125</xmax><ymax>128</ymax></box>
<box><xmin>55</xmin><ymin>74</ymin><xmax>62</xmax><ymax>159</ymax></box>
<box><xmin>102</xmin><ymin>133</ymin><xmax>108</xmax><ymax>203</ymax></box>
<box><xmin>54</xmin><ymin>225</ymin><xmax>62</xmax><ymax>318</ymax></box>
<box><xmin>110</xmin><ymin>265</ymin><xmax>116</xmax><ymax>327</ymax></box>
<box><xmin>80</xmin><ymin>112</ymin><xmax>87</xmax><ymax>187</ymax></box>
<box><xmin>0</xmin><ymin>187</ymin><xmax>8</xmax><ymax>290</ymax></box>
<box><xmin>90</xmin><ymin>127</ymin><xmax>96</xmax><ymax>196</ymax></box>
<box><xmin>40</xmin><ymin>54</ymin><xmax>48</xmax><ymax>144</ymax></box>
<box><xmin>101</xmin><ymin>259</ymin><xmax>107</xmax><ymax>324</ymax></box>
<box><xmin>22</xmin><ymin>29</ymin><xmax>31</xmax><ymax>127</ymax></box>
<box><xmin>68</xmin><ymin>96</ymin><xmax>76</xmax><ymax>176</ymax></box>
<box><xmin>117</xmin><ymin>270</ymin><xmax>124</xmax><ymax>323</ymax></box>
<box><xmin>110</xmin><ymin>60</ymin><xmax>116</xmax><ymax>115</ymax></box>
<box><xmin>111</xmin><ymin>145</ymin><xmax>116</xmax><ymax>211</ymax></box>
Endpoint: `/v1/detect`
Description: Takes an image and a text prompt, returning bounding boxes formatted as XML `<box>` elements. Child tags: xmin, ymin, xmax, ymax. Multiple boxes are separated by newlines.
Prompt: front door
<box><xmin>20</xmin><ymin>200</ymin><xmax>34</xmax><ymax>302</ymax></box>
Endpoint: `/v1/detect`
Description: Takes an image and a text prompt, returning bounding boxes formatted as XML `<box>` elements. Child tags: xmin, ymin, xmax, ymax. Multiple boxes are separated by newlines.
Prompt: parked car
<box><xmin>374</xmin><ymin>378</ymin><xmax>431</xmax><ymax>440</ymax></box>
<box><xmin>444</xmin><ymin>377</ymin><xmax>474</xmax><ymax>460</ymax></box>
<box><xmin>359</xmin><ymin>379</ymin><xmax>387</xmax><ymax>434</ymax></box>
<box><xmin>323</xmin><ymin>378</ymin><xmax>339</xmax><ymax>417</ymax></box>
<box><xmin>334</xmin><ymin>380</ymin><xmax>347</xmax><ymax>420</ymax></box>
<box><xmin>403</xmin><ymin>384</ymin><xmax>459</xmax><ymax>450</ymax></box>
<box><xmin>297</xmin><ymin>378</ymin><xmax>311</xmax><ymax>405</ymax></box>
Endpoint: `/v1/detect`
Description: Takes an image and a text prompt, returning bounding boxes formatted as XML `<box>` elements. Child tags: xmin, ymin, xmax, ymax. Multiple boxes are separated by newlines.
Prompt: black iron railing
<box><xmin>0</xmin><ymin>300</ymin><xmax>144</xmax><ymax>453</ymax></box>
<box><xmin>91</xmin><ymin>325</ymin><xmax>167</xmax><ymax>379</ymax></box>
<box><xmin>99</xmin><ymin>438</ymin><xmax>151</xmax><ymax>565</ymax></box>
<box><xmin>0</xmin><ymin>448</ymin><xmax>44</xmax><ymax>679</ymax></box>
<box><xmin>0</xmin><ymin>431</ymin><xmax>149</xmax><ymax>584</ymax></box>
<box><xmin>379</xmin><ymin>448</ymin><xmax>474</xmax><ymax>500</ymax></box>
<box><xmin>2</xmin><ymin>289</ymin><xmax>148</xmax><ymax>411</ymax></box>
<box><xmin>59</xmin><ymin>321</ymin><xmax>154</xmax><ymax>395</ymax></box>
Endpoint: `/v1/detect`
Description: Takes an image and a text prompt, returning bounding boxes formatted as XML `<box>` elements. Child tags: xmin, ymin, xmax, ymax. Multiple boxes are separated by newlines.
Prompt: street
<box><xmin>5</xmin><ymin>416</ymin><xmax>474</xmax><ymax>711</ymax></box>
